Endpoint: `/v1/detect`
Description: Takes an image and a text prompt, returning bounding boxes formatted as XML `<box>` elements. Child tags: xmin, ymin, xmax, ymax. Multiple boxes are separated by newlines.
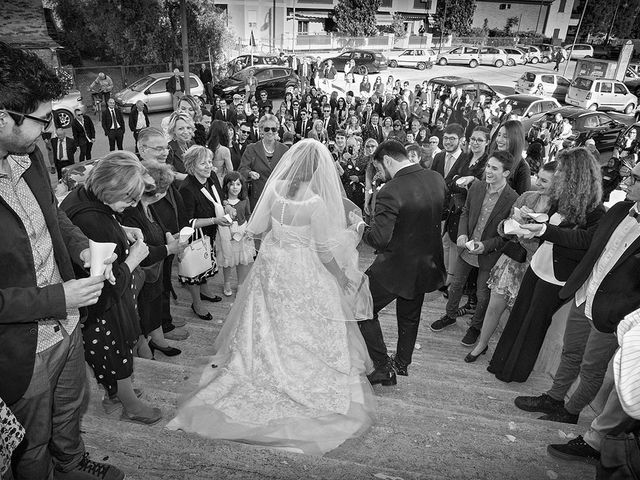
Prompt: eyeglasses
<box><xmin>429</xmin><ymin>140</ymin><xmax>439</xmax><ymax>144</ymax></box>
<box><xmin>442</xmin><ymin>136</ymin><xmax>459</xmax><ymax>142</ymax></box>
<box><xmin>240</xmin><ymin>129</ymin><xmax>250</xmax><ymax>134</ymax></box>
<box><xmin>142</xmin><ymin>145</ymin><xmax>169</xmax><ymax>153</ymax></box>
<box><xmin>365</xmin><ymin>144</ymin><xmax>376</xmax><ymax>149</ymax></box>
<box><xmin>263</xmin><ymin>127</ymin><xmax>278</xmax><ymax>133</ymax></box>
<box><xmin>469</xmin><ymin>137</ymin><xmax>486</xmax><ymax>143</ymax></box>
<box><xmin>3</xmin><ymin>109</ymin><xmax>53</xmax><ymax>130</ymax></box>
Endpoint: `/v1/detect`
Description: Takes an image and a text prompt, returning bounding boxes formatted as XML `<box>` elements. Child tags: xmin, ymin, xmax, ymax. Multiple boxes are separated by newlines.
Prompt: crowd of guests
<box><xmin>3</xmin><ymin>40</ymin><xmax>640</xmax><ymax>480</ymax></box>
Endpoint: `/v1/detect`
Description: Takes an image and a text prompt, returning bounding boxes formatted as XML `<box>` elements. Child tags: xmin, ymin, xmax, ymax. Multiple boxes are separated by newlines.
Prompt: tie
<box><xmin>445</xmin><ymin>153</ymin><xmax>454</xmax><ymax>176</ymax></box>
<box><xmin>111</xmin><ymin>109</ymin><xmax>118</xmax><ymax>129</ymax></box>
<box><xmin>629</xmin><ymin>209</ymin><xmax>640</xmax><ymax>223</ymax></box>
<box><xmin>58</xmin><ymin>139</ymin><xmax>64</xmax><ymax>161</ymax></box>
<box><xmin>223</xmin><ymin>110</ymin><xmax>226</xmax><ymax>120</ymax></box>
<box><xmin>302</xmin><ymin>121</ymin><xmax>306</xmax><ymax>134</ymax></box>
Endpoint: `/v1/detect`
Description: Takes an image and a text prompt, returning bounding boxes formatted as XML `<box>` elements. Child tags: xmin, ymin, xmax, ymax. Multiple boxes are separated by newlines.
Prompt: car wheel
<box><xmin>542</xmin><ymin>56</ymin><xmax>549</xmax><ymax>64</ymax></box>
<box><xmin>438</xmin><ymin>57</ymin><xmax>447</xmax><ymax>66</ymax></box>
<box><xmin>357</xmin><ymin>65</ymin><xmax>368</xmax><ymax>75</ymax></box>
<box><xmin>389</xmin><ymin>60</ymin><xmax>398</xmax><ymax>68</ymax></box>
<box><xmin>54</xmin><ymin>109</ymin><xmax>72</xmax><ymax>129</ymax></box>
<box><xmin>585</xmin><ymin>55</ymin><xmax>592</xmax><ymax>59</ymax></box>
<box><xmin>588</xmin><ymin>103</ymin><xmax>599</xmax><ymax>111</ymax></box>
<box><xmin>531</xmin><ymin>57</ymin><xmax>539</xmax><ymax>64</ymax></box>
<box><xmin>624</xmin><ymin>103</ymin><xmax>636</xmax><ymax>114</ymax></box>
<box><xmin>469</xmin><ymin>59</ymin><xmax>478</xmax><ymax>68</ymax></box>
<box><xmin>507</xmin><ymin>59</ymin><xmax>516</xmax><ymax>67</ymax></box>
<box><xmin>417</xmin><ymin>62</ymin><xmax>426</xmax><ymax>70</ymax></box>
<box><xmin>495</xmin><ymin>59</ymin><xmax>504</xmax><ymax>68</ymax></box>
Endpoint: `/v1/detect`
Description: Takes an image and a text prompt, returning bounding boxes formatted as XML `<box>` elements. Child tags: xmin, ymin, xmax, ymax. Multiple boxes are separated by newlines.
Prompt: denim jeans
<box><xmin>445</xmin><ymin>258</ymin><xmax>491</xmax><ymax>331</ymax></box>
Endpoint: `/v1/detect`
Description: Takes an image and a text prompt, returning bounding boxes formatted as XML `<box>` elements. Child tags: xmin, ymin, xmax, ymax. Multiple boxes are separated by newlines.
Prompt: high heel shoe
<box><xmin>464</xmin><ymin>345</ymin><xmax>488</xmax><ymax>363</ymax></box>
<box><xmin>148</xmin><ymin>339</ymin><xmax>181</xmax><ymax>357</ymax></box>
<box><xmin>191</xmin><ymin>304</ymin><xmax>212</xmax><ymax>321</ymax></box>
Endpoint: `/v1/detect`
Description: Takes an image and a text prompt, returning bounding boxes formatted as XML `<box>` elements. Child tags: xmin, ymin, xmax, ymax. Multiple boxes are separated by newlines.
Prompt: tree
<box><xmin>432</xmin><ymin>0</ymin><xmax>476</xmax><ymax>36</ymax></box>
<box><xmin>580</xmin><ymin>0</ymin><xmax>640</xmax><ymax>40</ymax></box>
<box><xmin>334</xmin><ymin>0</ymin><xmax>382</xmax><ymax>37</ymax></box>
<box><xmin>503</xmin><ymin>16</ymin><xmax>519</xmax><ymax>35</ymax></box>
<box><xmin>391</xmin><ymin>13</ymin><xmax>407</xmax><ymax>38</ymax></box>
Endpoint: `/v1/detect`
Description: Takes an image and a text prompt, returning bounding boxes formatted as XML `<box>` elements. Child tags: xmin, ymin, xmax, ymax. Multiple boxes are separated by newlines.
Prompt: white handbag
<box><xmin>177</xmin><ymin>227</ymin><xmax>215</xmax><ymax>279</ymax></box>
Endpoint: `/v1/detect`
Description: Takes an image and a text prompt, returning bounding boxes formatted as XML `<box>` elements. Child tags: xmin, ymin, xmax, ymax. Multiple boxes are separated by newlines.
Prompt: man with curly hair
<box><xmin>0</xmin><ymin>42</ymin><xmax>124</xmax><ymax>480</ymax></box>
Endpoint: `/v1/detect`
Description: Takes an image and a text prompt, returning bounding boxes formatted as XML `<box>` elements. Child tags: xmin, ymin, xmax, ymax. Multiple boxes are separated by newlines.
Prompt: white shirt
<box><xmin>57</xmin><ymin>137</ymin><xmax>67</xmax><ymax>161</ymax></box>
<box><xmin>530</xmin><ymin>212</ymin><xmax>565</xmax><ymax>286</ymax></box>
<box><xmin>614</xmin><ymin>307</ymin><xmax>640</xmax><ymax>419</ymax></box>
<box><xmin>575</xmin><ymin>206</ymin><xmax>640</xmax><ymax>319</ymax></box>
<box><xmin>135</xmin><ymin>110</ymin><xmax>147</xmax><ymax>130</ymax></box>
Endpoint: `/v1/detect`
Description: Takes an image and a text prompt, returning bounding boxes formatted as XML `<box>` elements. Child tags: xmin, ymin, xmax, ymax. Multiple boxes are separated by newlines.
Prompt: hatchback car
<box><xmin>534</xmin><ymin>44</ymin><xmax>567</xmax><ymax>63</ymax></box>
<box><xmin>624</xmin><ymin>66</ymin><xmax>640</xmax><ymax>97</ymax></box>
<box><xmin>113</xmin><ymin>73</ymin><xmax>204</xmax><ymax>114</ymax></box>
<box><xmin>566</xmin><ymin>76</ymin><xmax>637</xmax><ymax>113</ymax></box>
<box><xmin>212</xmin><ymin>65</ymin><xmax>299</xmax><ymax>101</ymax></box>
<box><xmin>516</xmin><ymin>45</ymin><xmax>543</xmax><ymax>64</ymax></box>
<box><xmin>528</xmin><ymin>106</ymin><xmax>626</xmax><ymax>153</ymax></box>
<box><xmin>497</xmin><ymin>95</ymin><xmax>561</xmax><ymax>121</ymax></box>
<box><xmin>387</xmin><ymin>49</ymin><xmax>435</xmax><ymax>70</ymax></box>
<box><xmin>564</xmin><ymin>44</ymin><xmax>594</xmax><ymax>59</ymax></box>
<box><xmin>514</xmin><ymin>71</ymin><xmax>572</xmax><ymax>101</ymax></box>
<box><xmin>502</xmin><ymin>47</ymin><xmax>528</xmax><ymax>66</ymax></box>
<box><xmin>321</xmin><ymin>50</ymin><xmax>387</xmax><ymax>74</ymax></box>
<box><xmin>437</xmin><ymin>46</ymin><xmax>480</xmax><ymax>68</ymax></box>
<box><xmin>53</xmin><ymin>89</ymin><xmax>84</xmax><ymax>128</ymax></box>
<box><xmin>477</xmin><ymin>47</ymin><xmax>509</xmax><ymax>68</ymax></box>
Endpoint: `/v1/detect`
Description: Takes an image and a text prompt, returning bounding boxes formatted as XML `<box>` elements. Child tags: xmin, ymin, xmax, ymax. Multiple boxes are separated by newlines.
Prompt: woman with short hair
<box><xmin>61</xmin><ymin>152</ymin><xmax>162</xmax><ymax>425</ymax></box>
<box><xmin>165</xmin><ymin>111</ymin><xmax>195</xmax><ymax>181</ymax></box>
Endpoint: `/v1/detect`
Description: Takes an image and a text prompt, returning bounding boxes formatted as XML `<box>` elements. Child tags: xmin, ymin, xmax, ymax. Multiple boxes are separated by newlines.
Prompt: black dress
<box><xmin>61</xmin><ymin>187</ymin><xmax>142</xmax><ymax>396</ymax></box>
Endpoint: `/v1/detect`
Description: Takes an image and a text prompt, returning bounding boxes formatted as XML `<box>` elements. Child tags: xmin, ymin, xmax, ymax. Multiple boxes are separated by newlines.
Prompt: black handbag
<box><xmin>501</xmin><ymin>239</ymin><xmax>527</xmax><ymax>264</ymax></box>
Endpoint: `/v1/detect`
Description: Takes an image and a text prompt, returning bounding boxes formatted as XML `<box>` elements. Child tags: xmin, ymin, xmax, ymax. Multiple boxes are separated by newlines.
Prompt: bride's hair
<box><xmin>286</xmin><ymin>150</ymin><xmax>319</xmax><ymax>198</ymax></box>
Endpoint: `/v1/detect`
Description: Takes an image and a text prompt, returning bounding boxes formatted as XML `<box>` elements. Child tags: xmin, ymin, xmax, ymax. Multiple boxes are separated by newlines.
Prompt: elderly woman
<box><xmin>179</xmin><ymin>145</ymin><xmax>230</xmax><ymax>320</ymax></box>
<box><xmin>61</xmin><ymin>152</ymin><xmax>162</xmax><ymax>425</ymax></box>
<box><xmin>136</xmin><ymin>127</ymin><xmax>190</xmax><ymax>341</ymax></box>
<box><xmin>165</xmin><ymin>111</ymin><xmax>195</xmax><ymax>182</ymax></box>
<box><xmin>121</xmin><ymin>160</ymin><xmax>185</xmax><ymax>359</ymax></box>
<box><xmin>238</xmin><ymin>113</ymin><xmax>289</xmax><ymax>209</ymax></box>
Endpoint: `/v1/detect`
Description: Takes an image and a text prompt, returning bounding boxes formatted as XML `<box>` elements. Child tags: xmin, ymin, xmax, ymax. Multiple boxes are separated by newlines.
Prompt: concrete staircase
<box><xmin>80</xmin><ymin>247</ymin><xmax>594</xmax><ymax>480</ymax></box>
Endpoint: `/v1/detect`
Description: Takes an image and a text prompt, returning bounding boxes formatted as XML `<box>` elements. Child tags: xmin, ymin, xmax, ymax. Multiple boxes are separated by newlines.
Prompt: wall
<box><xmin>472</xmin><ymin>2</ymin><xmax>550</xmax><ymax>34</ymax></box>
<box><xmin>543</xmin><ymin>0</ymin><xmax>577</xmax><ymax>42</ymax></box>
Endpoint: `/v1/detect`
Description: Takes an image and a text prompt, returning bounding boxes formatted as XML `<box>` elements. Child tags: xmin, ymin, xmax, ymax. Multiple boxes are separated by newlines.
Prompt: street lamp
<box><xmin>605</xmin><ymin>0</ymin><xmax>627</xmax><ymax>45</ymax></box>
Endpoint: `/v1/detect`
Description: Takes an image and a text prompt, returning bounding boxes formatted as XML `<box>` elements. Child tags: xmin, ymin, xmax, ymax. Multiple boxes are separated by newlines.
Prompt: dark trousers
<box><xmin>6</xmin><ymin>326</ymin><xmax>87</xmax><ymax>480</ymax></box>
<box><xmin>54</xmin><ymin>160</ymin><xmax>73</xmax><ymax>179</ymax></box>
<box><xmin>358</xmin><ymin>272</ymin><xmax>425</xmax><ymax>369</ymax></box>
<box><xmin>161</xmin><ymin>254</ymin><xmax>175</xmax><ymax>332</ymax></box>
<box><xmin>107</xmin><ymin>128</ymin><xmax>124</xmax><ymax>151</ymax></box>
<box><xmin>132</xmin><ymin>130</ymin><xmax>142</xmax><ymax>153</ymax></box>
<box><xmin>446</xmin><ymin>258</ymin><xmax>490</xmax><ymax>331</ymax></box>
<box><xmin>77</xmin><ymin>140</ymin><xmax>92</xmax><ymax>162</ymax></box>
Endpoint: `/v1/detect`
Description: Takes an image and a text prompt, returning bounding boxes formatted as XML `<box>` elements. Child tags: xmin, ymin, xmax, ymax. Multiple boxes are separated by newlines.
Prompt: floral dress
<box><xmin>1</xmin><ymin>398</ymin><xmax>24</xmax><ymax>476</ymax></box>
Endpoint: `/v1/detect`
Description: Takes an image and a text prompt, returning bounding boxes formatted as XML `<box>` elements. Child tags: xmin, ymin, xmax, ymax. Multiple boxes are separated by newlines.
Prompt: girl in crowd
<box><xmin>381</xmin><ymin>117</ymin><xmax>394</xmax><ymax>140</ymax></box>
<box><xmin>490</xmin><ymin>120</ymin><xmax>531</xmax><ymax>194</ymax></box>
<box><xmin>464</xmin><ymin>161</ymin><xmax>556</xmax><ymax>363</ymax></box>
<box><xmin>488</xmin><ymin>148</ymin><xmax>604</xmax><ymax>382</ymax></box>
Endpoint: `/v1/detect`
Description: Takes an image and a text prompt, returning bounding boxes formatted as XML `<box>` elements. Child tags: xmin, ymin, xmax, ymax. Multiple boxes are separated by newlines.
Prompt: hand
<box><xmin>456</xmin><ymin>235</ymin><xmax>468</xmax><ymax>249</ymax></box>
<box><xmin>80</xmin><ymin>249</ymin><xmax>117</xmax><ymax>285</ymax></box>
<box><xmin>126</xmin><ymin>238</ymin><xmax>149</xmax><ymax>266</ymax></box>
<box><xmin>363</xmin><ymin>202</ymin><xmax>371</xmax><ymax>216</ymax></box>
<box><xmin>166</xmin><ymin>232</ymin><xmax>186</xmax><ymax>256</ymax></box>
<box><xmin>469</xmin><ymin>241</ymin><xmax>485</xmax><ymax>254</ymax></box>
<box><xmin>349</xmin><ymin>175</ymin><xmax>360</xmax><ymax>183</ymax></box>
<box><xmin>214</xmin><ymin>217</ymin><xmax>232</xmax><ymax>227</ymax></box>
<box><xmin>348</xmin><ymin>210</ymin><xmax>363</xmax><ymax>226</ymax></box>
<box><xmin>121</xmin><ymin>225</ymin><xmax>144</xmax><ymax>243</ymax></box>
<box><xmin>63</xmin><ymin>276</ymin><xmax>106</xmax><ymax>309</ymax></box>
<box><xmin>249</xmin><ymin>171</ymin><xmax>260</xmax><ymax>180</ymax></box>
<box><xmin>223</xmin><ymin>204</ymin><xmax>236</xmax><ymax>217</ymax></box>
<box><xmin>456</xmin><ymin>176</ymin><xmax>475</xmax><ymax>188</ymax></box>
<box><xmin>521</xmin><ymin>223</ymin><xmax>544</xmax><ymax>239</ymax></box>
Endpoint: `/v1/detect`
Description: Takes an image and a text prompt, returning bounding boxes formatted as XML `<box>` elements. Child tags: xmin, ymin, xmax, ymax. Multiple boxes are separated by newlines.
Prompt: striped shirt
<box><xmin>614</xmin><ymin>307</ymin><xmax>640</xmax><ymax>419</ymax></box>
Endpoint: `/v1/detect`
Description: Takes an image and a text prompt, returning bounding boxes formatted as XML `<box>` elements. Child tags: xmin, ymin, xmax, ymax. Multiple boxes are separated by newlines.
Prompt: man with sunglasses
<box><xmin>0</xmin><ymin>42</ymin><xmax>124</xmax><ymax>480</ymax></box>
<box><xmin>295</xmin><ymin>109</ymin><xmax>312</xmax><ymax>141</ymax></box>
<box><xmin>231</xmin><ymin>123</ymin><xmax>251</xmax><ymax>169</ymax></box>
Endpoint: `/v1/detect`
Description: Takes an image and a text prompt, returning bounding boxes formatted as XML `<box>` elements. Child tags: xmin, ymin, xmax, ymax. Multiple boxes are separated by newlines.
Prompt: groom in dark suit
<box><xmin>354</xmin><ymin>140</ymin><xmax>446</xmax><ymax>385</ymax></box>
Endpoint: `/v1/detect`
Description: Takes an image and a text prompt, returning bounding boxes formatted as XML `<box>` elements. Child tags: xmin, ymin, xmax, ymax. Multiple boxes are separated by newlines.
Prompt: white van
<box><xmin>565</xmin><ymin>44</ymin><xmax>594</xmax><ymax>59</ymax></box>
<box><xmin>566</xmin><ymin>76</ymin><xmax>638</xmax><ymax>113</ymax></box>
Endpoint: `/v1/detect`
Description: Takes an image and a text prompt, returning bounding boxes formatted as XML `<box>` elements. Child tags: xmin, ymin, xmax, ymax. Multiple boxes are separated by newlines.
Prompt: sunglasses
<box><xmin>240</xmin><ymin>130</ymin><xmax>250</xmax><ymax>134</ymax></box>
<box><xmin>627</xmin><ymin>174</ymin><xmax>640</xmax><ymax>185</ymax></box>
<box><xmin>263</xmin><ymin>127</ymin><xmax>278</xmax><ymax>133</ymax></box>
<box><xmin>3</xmin><ymin>109</ymin><xmax>53</xmax><ymax>130</ymax></box>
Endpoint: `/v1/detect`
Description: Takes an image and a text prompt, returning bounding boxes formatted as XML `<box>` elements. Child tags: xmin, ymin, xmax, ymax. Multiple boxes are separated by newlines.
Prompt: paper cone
<box><xmin>179</xmin><ymin>226</ymin><xmax>195</xmax><ymax>242</ymax></box>
<box><xmin>89</xmin><ymin>240</ymin><xmax>116</xmax><ymax>277</ymax></box>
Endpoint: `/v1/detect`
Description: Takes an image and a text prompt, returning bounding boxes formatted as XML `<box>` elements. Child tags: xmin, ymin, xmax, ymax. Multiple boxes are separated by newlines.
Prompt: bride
<box><xmin>167</xmin><ymin>139</ymin><xmax>376</xmax><ymax>455</ymax></box>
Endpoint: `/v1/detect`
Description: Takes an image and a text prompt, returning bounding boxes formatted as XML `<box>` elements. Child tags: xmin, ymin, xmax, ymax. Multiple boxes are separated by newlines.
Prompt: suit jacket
<box><xmin>166</xmin><ymin>75</ymin><xmax>185</xmax><ymax>95</ymax></box>
<box><xmin>363</xmin><ymin>164</ymin><xmax>446</xmax><ymax>299</ymax></box>
<box><xmin>363</xmin><ymin>124</ymin><xmax>384</xmax><ymax>143</ymax></box>
<box><xmin>51</xmin><ymin>137</ymin><xmax>77</xmax><ymax>164</ymax></box>
<box><xmin>128</xmin><ymin>105</ymin><xmax>150</xmax><ymax>132</ymax></box>
<box><xmin>214</xmin><ymin>108</ymin><xmax>237</xmax><ymax>125</ymax></box>
<box><xmin>295</xmin><ymin>119</ymin><xmax>313</xmax><ymax>139</ymax></box>
<box><xmin>321</xmin><ymin>117</ymin><xmax>337</xmax><ymax>140</ymax></box>
<box><xmin>0</xmin><ymin>148</ymin><xmax>88</xmax><ymax>404</ymax></box>
<box><xmin>431</xmin><ymin>150</ymin><xmax>465</xmax><ymax>221</ymax></box>
<box><xmin>101</xmin><ymin>107</ymin><xmax>125</xmax><ymax>134</ymax></box>
<box><xmin>238</xmin><ymin>141</ymin><xmax>289</xmax><ymax>208</ymax></box>
<box><xmin>179</xmin><ymin>174</ymin><xmax>224</xmax><ymax>239</ymax></box>
<box><xmin>559</xmin><ymin>201</ymin><xmax>640</xmax><ymax>333</ymax></box>
<box><xmin>71</xmin><ymin>115</ymin><xmax>95</xmax><ymax>144</ymax></box>
<box><xmin>457</xmin><ymin>181</ymin><xmax>518</xmax><ymax>269</ymax></box>
<box><xmin>230</xmin><ymin>140</ymin><xmax>248</xmax><ymax>170</ymax></box>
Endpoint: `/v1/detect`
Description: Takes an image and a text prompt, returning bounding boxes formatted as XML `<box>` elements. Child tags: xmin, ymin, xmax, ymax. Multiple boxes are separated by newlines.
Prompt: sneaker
<box><xmin>163</xmin><ymin>327</ymin><xmax>190</xmax><ymax>341</ymax></box>
<box><xmin>539</xmin><ymin>407</ymin><xmax>579</xmax><ymax>424</ymax></box>
<box><xmin>430</xmin><ymin>314</ymin><xmax>456</xmax><ymax>332</ymax></box>
<box><xmin>55</xmin><ymin>452</ymin><xmax>125</xmax><ymax>479</ymax></box>
<box><xmin>547</xmin><ymin>435</ymin><xmax>600</xmax><ymax>465</ymax></box>
<box><xmin>514</xmin><ymin>393</ymin><xmax>564</xmax><ymax>414</ymax></box>
<box><xmin>460</xmin><ymin>327</ymin><xmax>480</xmax><ymax>346</ymax></box>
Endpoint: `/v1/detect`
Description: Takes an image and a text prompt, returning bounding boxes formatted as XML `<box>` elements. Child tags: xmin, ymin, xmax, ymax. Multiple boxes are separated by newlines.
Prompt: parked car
<box><xmin>565</xmin><ymin>76</ymin><xmax>637</xmax><ymax>113</ymax></box>
<box><xmin>387</xmin><ymin>48</ymin><xmax>435</xmax><ymax>70</ymax></box>
<box><xmin>514</xmin><ymin>71</ymin><xmax>572</xmax><ymax>101</ymax></box>
<box><xmin>528</xmin><ymin>106</ymin><xmax>627</xmax><ymax>153</ymax></box>
<box><xmin>613</xmin><ymin>122</ymin><xmax>640</xmax><ymax>159</ymax></box>
<box><xmin>517</xmin><ymin>45</ymin><xmax>544</xmax><ymax>64</ymax></box>
<box><xmin>593</xmin><ymin>43</ymin><xmax>623</xmax><ymax>60</ymax></box>
<box><xmin>321</xmin><ymin>49</ymin><xmax>387</xmax><ymax>74</ymax></box>
<box><xmin>564</xmin><ymin>44</ymin><xmax>594</xmax><ymax>59</ymax></box>
<box><xmin>624</xmin><ymin>66</ymin><xmax>640</xmax><ymax>97</ymax></box>
<box><xmin>497</xmin><ymin>95</ymin><xmax>561</xmax><ymax>121</ymax></box>
<box><xmin>436</xmin><ymin>46</ymin><xmax>480</xmax><ymax>68</ymax></box>
<box><xmin>502</xmin><ymin>47</ymin><xmax>528</xmax><ymax>66</ymax></box>
<box><xmin>534</xmin><ymin>44</ymin><xmax>567</xmax><ymax>63</ymax></box>
<box><xmin>227</xmin><ymin>54</ymin><xmax>280</xmax><ymax>72</ymax></box>
<box><xmin>426</xmin><ymin>76</ymin><xmax>504</xmax><ymax>104</ymax></box>
<box><xmin>477</xmin><ymin>46</ymin><xmax>509</xmax><ymax>68</ymax></box>
<box><xmin>53</xmin><ymin>89</ymin><xmax>84</xmax><ymax>128</ymax></box>
<box><xmin>212</xmin><ymin>65</ymin><xmax>299</xmax><ymax>101</ymax></box>
<box><xmin>113</xmin><ymin>73</ymin><xmax>204</xmax><ymax>114</ymax></box>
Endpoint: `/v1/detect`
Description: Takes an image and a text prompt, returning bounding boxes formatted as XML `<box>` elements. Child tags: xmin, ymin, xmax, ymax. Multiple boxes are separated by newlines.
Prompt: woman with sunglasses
<box><xmin>238</xmin><ymin>114</ymin><xmax>289</xmax><ymax>209</ymax></box>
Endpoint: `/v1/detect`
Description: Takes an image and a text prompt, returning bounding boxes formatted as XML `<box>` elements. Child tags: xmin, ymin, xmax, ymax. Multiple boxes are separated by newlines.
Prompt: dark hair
<box><xmin>222</xmin><ymin>171</ymin><xmax>247</xmax><ymax>201</ymax></box>
<box><xmin>335</xmin><ymin>129</ymin><xmax>347</xmax><ymax>138</ymax></box>
<box><xmin>444</xmin><ymin>123</ymin><xmax>464</xmax><ymax>139</ymax></box>
<box><xmin>207</xmin><ymin>119</ymin><xmax>230</xmax><ymax>151</ymax></box>
<box><xmin>491</xmin><ymin>120</ymin><xmax>525</xmax><ymax>163</ymax></box>
<box><xmin>201</xmin><ymin>109</ymin><xmax>212</xmax><ymax>118</ymax></box>
<box><xmin>0</xmin><ymin>42</ymin><xmax>68</xmax><ymax>117</ymax></box>
<box><xmin>488</xmin><ymin>150</ymin><xmax>514</xmax><ymax>172</ymax></box>
<box><xmin>541</xmin><ymin>160</ymin><xmax>557</xmax><ymax>173</ymax></box>
<box><xmin>472</xmin><ymin>126</ymin><xmax>491</xmax><ymax>142</ymax></box>
<box><xmin>374</xmin><ymin>140</ymin><xmax>408</xmax><ymax>163</ymax></box>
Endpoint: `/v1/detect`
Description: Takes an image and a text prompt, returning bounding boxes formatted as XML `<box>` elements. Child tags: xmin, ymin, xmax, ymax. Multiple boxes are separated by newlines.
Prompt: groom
<box><xmin>355</xmin><ymin>140</ymin><xmax>446</xmax><ymax>385</ymax></box>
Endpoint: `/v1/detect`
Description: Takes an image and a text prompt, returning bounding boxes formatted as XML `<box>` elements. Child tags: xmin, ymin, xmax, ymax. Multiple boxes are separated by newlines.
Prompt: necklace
<box><xmin>262</xmin><ymin>141</ymin><xmax>275</xmax><ymax>155</ymax></box>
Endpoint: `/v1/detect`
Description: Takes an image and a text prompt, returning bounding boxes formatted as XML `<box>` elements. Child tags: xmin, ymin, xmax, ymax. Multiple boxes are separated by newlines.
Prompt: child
<box><xmin>219</xmin><ymin>172</ymin><xmax>255</xmax><ymax>296</ymax></box>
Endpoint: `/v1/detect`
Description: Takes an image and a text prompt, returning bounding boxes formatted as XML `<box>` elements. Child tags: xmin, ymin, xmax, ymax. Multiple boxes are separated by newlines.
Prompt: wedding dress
<box><xmin>167</xmin><ymin>139</ymin><xmax>376</xmax><ymax>455</ymax></box>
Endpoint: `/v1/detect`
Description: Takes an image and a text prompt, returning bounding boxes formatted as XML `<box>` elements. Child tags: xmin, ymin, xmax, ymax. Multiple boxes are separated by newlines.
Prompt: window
<box><xmin>381</xmin><ymin>0</ymin><xmax>392</xmax><ymax>6</ymax></box>
<box><xmin>558</xmin><ymin>0</ymin><xmax>567</xmax><ymax>12</ymax></box>
<box><xmin>596</xmin><ymin>114</ymin><xmax>612</xmax><ymax>125</ymax></box>
<box><xmin>499</xmin><ymin>3</ymin><xmax>506</xmax><ymax>9</ymax></box>
<box><xmin>450</xmin><ymin>48</ymin><xmax>461</xmax><ymax>54</ymax></box>
<box><xmin>600</xmin><ymin>82</ymin><xmax>613</xmax><ymax>94</ymax></box>
<box><xmin>149</xmin><ymin>81</ymin><xmax>167</xmax><ymax>94</ymax></box>
<box><xmin>189</xmin><ymin>77</ymin><xmax>199</xmax><ymax>88</ymax></box>
<box><xmin>298</xmin><ymin>21</ymin><xmax>309</xmax><ymax>35</ymax></box>
<box><xmin>557</xmin><ymin>77</ymin><xmax>571</xmax><ymax>87</ymax></box>
<box><xmin>528</xmin><ymin>103</ymin><xmax>542</xmax><ymax>115</ymax></box>
<box><xmin>541</xmin><ymin>75</ymin><xmax>555</xmax><ymax>84</ymax></box>
<box><xmin>464</xmin><ymin>47</ymin><xmax>478</xmax><ymax>54</ymax></box>
<box><xmin>614</xmin><ymin>83</ymin><xmax>628</xmax><ymax>94</ymax></box>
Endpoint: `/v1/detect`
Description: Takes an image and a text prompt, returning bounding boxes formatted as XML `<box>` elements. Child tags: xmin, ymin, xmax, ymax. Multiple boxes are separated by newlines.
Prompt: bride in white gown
<box><xmin>167</xmin><ymin>139</ymin><xmax>376</xmax><ymax>455</ymax></box>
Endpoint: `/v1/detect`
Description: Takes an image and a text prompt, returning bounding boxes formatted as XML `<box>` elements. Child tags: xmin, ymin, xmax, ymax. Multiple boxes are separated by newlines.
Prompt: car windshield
<box><xmin>573</xmin><ymin>77</ymin><xmax>594</xmax><ymax>90</ymax></box>
<box><xmin>501</xmin><ymin>98</ymin><xmax>533</xmax><ymax>115</ymax></box>
<box><xmin>521</xmin><ymin>72</ymin><xmax>536</xmax><ymax>82</ymax></box>
<box><xmin>230</xmin><ymin>69</ymin><xmax>254</xmax><ymax>81</ymax></box>
<box><xmin>128</xmin><ymin>76</ymin><xmax>155</xmax><ymax>92</ymax></box>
